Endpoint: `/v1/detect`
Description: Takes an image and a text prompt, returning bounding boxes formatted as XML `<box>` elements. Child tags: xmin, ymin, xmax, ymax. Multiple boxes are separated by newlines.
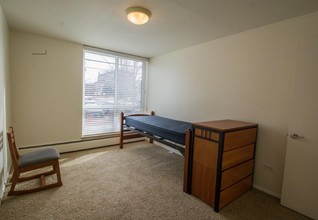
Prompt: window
<box><xmin>82</xmin><ymin>47</ymin><xmax>147</xmax><ymax>137</ymax></box>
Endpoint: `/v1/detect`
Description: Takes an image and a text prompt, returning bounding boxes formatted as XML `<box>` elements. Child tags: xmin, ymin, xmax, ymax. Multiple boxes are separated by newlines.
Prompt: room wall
<box><xmin>9</xmin><ymin>31</ymin><xmax>126</xmax><ymax>152</ymax></box>
<box><xmin>0</xmin><ymin>3</ymin><xmax>10</xmax><ymax>199</ymax></box>
<box><xmin>10</xmin><ymin>30</ymin><xmax>83</xmax><ymax>147</ymax></box>
<box><xmin>148</xmin><ymin>12</ymin><xmax>318</xmax><ymax>197</ymax></box>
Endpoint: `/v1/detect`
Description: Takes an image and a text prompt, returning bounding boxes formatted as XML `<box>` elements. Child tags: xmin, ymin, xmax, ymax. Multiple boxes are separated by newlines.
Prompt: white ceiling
<box><xmin>1</xmin><ymin>0</ymin><xmax>318</xmax><ymax>58</ymax></box>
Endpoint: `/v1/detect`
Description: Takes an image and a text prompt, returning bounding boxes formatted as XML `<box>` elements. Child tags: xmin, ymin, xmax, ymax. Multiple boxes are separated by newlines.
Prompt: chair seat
<box><xmin>19</xmin><ymin>148</ymin><xmax>60</xmax><ymax>168</ymax></box>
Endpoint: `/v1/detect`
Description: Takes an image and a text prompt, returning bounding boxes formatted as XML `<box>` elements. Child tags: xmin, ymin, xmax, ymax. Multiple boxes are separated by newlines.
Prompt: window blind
<box><xmin>82</xmin><ymin>48</ymin><xmax>147</xmax><ymax>137</ymax></box>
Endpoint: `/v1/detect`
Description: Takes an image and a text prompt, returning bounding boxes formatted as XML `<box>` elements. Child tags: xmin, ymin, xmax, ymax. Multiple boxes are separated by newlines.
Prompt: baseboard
<box><xmin>0</xmin><ymin>165</ymin><xmax>9</xmax><ymax>204</ymax></box>
<box><xmin>0</xmin><ymin>167</ymin><xmax>3</xmax><ymax>203</ymax></box>
<box><xmin>19</xmin><ymin>137</ymin><xmax>146</xmax><ymax>154</ymax></box>
<box><xmin>253</xmin><ymin>183</ymin><xmax>281</xmax><ymax>199</ymax></box>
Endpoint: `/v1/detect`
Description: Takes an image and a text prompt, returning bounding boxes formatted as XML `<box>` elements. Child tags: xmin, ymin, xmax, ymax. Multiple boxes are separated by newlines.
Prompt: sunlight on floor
<box><xmin>60</xmin><ymin>151</ymin><xmax>108</xmax><ymax>168</ymax></box>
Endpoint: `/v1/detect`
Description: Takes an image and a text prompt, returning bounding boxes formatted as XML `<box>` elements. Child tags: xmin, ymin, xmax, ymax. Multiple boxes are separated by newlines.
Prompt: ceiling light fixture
<box><xmin>126</xmin><ymin>6</ymin><xmax>151</xmax><ymax>25</ymax></box>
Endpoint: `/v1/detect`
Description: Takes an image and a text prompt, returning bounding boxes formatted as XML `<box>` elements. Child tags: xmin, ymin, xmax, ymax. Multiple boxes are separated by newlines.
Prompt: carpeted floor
<box><xmin>0</xmin><ymin>142</ymin><xmax>310</xmax><ymax>220</ymax></box>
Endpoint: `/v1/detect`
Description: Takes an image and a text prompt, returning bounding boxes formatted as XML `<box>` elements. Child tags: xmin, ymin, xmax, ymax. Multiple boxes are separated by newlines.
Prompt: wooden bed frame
<box><xmin>119</xmin><ymin>111</ymin><xmax>192</xmax><ymax>192</ymax></box>
<box><xmin>119</xmin><ymin>111</ymin><xmax>155</xmax><ymax>149</ymax></box>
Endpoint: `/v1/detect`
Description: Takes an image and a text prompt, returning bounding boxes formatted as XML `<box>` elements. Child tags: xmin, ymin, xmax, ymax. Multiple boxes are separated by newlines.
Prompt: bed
<box><xmin>119</xmin><ymin>112</ymin><xmax>192</xmax><ymax>155</ymax></box>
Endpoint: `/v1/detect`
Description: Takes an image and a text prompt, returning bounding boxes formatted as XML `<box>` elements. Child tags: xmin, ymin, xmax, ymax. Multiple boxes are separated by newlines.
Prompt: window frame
<box><xmin>82</xmin><ymin>46</ymin><xmax>149</xmax><ymax>138</ymax></box>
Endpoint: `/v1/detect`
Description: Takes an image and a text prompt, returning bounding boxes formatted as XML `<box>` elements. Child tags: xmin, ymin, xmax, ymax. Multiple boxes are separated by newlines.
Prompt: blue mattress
<box><xmin>125</xmin><ymin>115</ymin><xmax>192</xmax><ymax>145</ymax></box>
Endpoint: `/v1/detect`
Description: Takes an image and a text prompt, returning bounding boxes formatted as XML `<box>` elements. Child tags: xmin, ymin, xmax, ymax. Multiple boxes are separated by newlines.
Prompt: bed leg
<box><xmin>183</xmin><ymin>129</ymin><xmax>192</xmax><ymax>193</ymax></box>
<box><xmin>120</xmin><ymin>112</ymin><xmax>124</xmax><ymax>149</ymax></box>
<box><xmin>149</xmin><ymin>111</ymin><xmax>155</xmax><ymax>144</ymax></box>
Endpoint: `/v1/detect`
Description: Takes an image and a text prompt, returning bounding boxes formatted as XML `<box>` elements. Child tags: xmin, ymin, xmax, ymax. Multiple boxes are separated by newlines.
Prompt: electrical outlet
<box><xmin>263</xmin><ymin>163</ymin><xmax>273</xmax><ymax>172</ymax></box>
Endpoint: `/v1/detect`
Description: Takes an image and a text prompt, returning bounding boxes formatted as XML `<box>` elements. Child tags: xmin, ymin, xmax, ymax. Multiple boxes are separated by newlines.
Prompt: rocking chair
<box><xmin>6</xmin><ymin>127</ymin><xmax>62</xmax><ymax>196</ymax></box>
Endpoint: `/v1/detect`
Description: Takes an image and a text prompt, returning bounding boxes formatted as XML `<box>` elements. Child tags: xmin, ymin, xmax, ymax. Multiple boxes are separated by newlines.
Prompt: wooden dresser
<box><xmin>183</xmin><ymin>119</ymin><xmax>258</xmax><ymax>212</ymax></box>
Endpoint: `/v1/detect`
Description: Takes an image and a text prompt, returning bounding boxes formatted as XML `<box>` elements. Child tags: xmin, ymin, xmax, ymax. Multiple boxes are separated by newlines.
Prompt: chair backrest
<box><xmin>7</xmin><ymin>127</ymin><xmax>20</xmax><ymax>170</ymax></box>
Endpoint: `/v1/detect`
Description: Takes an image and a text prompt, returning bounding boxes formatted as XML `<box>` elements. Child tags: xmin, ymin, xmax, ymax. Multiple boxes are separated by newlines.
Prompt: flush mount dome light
<box><xmin>126</xmin><ymin>6</ymin><xmax>151</xmax><ymax>25</ymax></box>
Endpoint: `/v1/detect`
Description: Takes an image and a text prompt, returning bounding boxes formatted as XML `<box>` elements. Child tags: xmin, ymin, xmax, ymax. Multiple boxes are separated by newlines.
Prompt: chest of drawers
<box><xmin>184</xmin><ymin>119</ymin><xmax>258</xmax><ymax>212</ymax></box>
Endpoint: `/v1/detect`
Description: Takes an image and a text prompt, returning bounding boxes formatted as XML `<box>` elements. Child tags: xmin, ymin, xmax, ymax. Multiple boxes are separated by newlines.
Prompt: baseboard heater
<box><xmin>19</xmin><ymin>135</ymin><xmax>145</xmax><ymax>154</ymax></box>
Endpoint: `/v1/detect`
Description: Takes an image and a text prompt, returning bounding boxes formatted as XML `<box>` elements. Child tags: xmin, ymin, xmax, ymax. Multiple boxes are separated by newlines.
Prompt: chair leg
<box><xmin>54</xmin><ymin>161</ymin><xmax>63</xmax><ymax>186</ymax></box>
<box><xmin>40</xmin><ymin>175</ymin><xmax>46</xmax><ymax>186</ymax></box>
<box><xmin>8</xmin><ymin>171</ymin><xmax>20</xmax><ymax>196</ymax></box>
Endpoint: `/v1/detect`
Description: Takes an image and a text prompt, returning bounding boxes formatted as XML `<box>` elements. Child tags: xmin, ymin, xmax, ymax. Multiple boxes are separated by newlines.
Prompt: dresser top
<box><xmin>192</xmin><ymin>119</ymin><xmax>257</xmax><ymax>131</ymax></box>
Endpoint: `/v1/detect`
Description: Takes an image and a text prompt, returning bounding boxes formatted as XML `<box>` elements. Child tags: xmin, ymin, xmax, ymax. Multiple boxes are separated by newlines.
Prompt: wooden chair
<box><xmin>6</xmin><ymin>127</ymin><xmax>62</xmax><ymax>196</ymax></box>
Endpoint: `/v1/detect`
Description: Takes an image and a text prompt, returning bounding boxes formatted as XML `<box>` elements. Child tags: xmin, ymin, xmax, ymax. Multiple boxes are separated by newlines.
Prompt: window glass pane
<box><xmin>82</xmin><ymin>50</ymin><xmax>146</xmax><ymax>137</ymax></box>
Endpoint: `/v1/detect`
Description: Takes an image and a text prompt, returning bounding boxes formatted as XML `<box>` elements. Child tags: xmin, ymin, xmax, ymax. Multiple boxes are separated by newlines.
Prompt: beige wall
<box><xmin>0</xmin><ymin>3</ymin><xmax>10</xmax><ymax>199</ymax></box>
<box><xmin>9</xmin><ymin>31</ymin><xmax>123</xmax><ymax>152</ymax></box>
<box><xmin>148</xmin><ymin>12</ymin><xmax>318</xmax><ymax>197</ymax></box>
<box><xmin>10</xmin><ymin>30</ymin><xmax>83</xmax><ymax>146</ymax></box>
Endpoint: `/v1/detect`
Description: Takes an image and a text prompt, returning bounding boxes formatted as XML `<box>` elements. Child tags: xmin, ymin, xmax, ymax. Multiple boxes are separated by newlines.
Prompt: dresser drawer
<box><xmin>224</xmin><ymin>128</ymin><xmax>257</xmax><ymax>151</ymax></box>
<box><xmin>222</xmin><ymin>144</ymin><xmax>254</xmax><ymax>170</ymax></box>
<box><xmin>221</xmin><ymin>160</ymin><xmax>254</xmax><ymax>190</ymax></box>
<box><xmin>219</xmin><ymin>175</ymin><xmax>252</xmax><ymax>209</ymax></box>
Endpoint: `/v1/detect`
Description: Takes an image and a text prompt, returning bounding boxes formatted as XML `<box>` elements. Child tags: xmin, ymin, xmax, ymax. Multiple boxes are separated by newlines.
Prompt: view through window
<box><xmin>82</xmin><ymin>48</ymin><xmax>147</xmax><ymax>137</ymax></box>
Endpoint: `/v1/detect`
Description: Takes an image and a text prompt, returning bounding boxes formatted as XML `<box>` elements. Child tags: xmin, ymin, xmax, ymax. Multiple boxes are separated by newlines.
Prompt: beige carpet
<box><xmin>0</xmin><ymin>142</ymin><xmax>310</xmax><ymax>220</ymax></box>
